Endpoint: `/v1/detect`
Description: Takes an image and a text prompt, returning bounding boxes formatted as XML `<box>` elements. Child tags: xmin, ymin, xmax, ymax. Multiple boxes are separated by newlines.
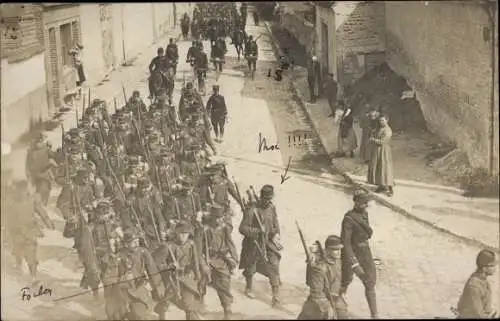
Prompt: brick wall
<box><xmin>335</xmin><ymin>1</ymin><xmax>386</xmax><ymax>85</ymax></box>
<box><xmin>0</xmin><ymin>4</ymin><xmax>44</xmax><ymax>63</ymax></box>
<box><xmin>385</xmin><ymin>1</ymin><xmax>497</xmax><ymax>170</ymax></box>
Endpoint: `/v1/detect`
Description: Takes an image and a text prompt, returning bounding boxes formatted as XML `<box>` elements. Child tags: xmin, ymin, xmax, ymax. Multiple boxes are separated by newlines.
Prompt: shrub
<box><xmin>460</xmin><ymin>167</ymin><xmax>499</xmax><ymax>198</ymax></box>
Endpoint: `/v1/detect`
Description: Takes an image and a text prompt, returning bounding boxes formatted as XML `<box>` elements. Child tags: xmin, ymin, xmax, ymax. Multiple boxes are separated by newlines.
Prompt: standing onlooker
<box><xmin>307</xmin><ymin>56</ymin><xmax>321</xmax><ymax>103</ymax></box>
<box><xmin>69</xmin><ymin>43</ymin><xmax>86</xmax><ymax>93</ymax></box>
<box><xmin>336</xmin><ymin>106</ymin><xmax>358</xmax><ymax>158</ymax></box>
<box><xmin>367</xmin><ymin>115</ymin><xmax>394</xmax><ymax>197</ymax></box>
<box><xmin>323</xmin><ymin>73</ymin><xmax>338</xmax><ymax>117</ymax></box>
<box><xmin>456</xmin><ymin>249</ymin><xmax>497</xmax><ymax>318</ymax></box>
<box><xmin>359</xmin><ymin>106</ymin><xmax>380</xmax><ymax>163</ymax></box>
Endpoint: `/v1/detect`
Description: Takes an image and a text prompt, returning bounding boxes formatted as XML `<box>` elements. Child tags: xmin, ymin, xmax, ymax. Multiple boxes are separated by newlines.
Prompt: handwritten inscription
<box><xmin>21</xmin><ymin>285</ymin><xmax>52</xmax><ymax>301</ymax></box>
<box><xmin>258</xmin><ymin>133</ymin><xmax>280</xmax><ymax>153</ymax></box>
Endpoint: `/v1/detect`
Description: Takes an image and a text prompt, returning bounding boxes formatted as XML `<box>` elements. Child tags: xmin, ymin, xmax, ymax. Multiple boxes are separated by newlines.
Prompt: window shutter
<box><xmin>48</xmin><ymin>27</ymin><xmax>61</xmax><ymax>108</ymax></box>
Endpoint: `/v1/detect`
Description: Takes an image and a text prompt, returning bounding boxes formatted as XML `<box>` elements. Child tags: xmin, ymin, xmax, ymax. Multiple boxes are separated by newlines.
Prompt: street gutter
<box><xmin>263</xmin><ymin>21</ymin><xmax>499</xmax><ymax>254</ymax></box>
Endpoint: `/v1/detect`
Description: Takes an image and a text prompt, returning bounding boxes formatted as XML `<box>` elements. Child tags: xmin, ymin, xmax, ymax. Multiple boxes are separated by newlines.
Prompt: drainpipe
<box><xmin>481</xmin><ymin>0</ymin><xmax>498</xmax><ymax>174</ymax></box>
<box><xmin>120</xmin><ymin>4</ymin><xmax>126</xmax><ymax>64</ymax></box>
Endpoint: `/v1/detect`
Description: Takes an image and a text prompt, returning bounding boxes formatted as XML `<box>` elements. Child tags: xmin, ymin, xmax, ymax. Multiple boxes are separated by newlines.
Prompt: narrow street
<box><xmin>2</xmin><ymin>18</ymin><xmax>499</xmax><ymax>321</ymax></box>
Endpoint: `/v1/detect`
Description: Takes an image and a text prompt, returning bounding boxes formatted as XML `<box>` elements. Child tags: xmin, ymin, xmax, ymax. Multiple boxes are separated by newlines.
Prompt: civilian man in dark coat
<box><xmin>340</xmin><ymin>189</ymin><xmax>379</xmax><ymax>318</ymax></box>
<box><xmin>307</xmin><ymin>56</ymin><xmax>321</xmax><ymax>103</ymax></box>
<box><xmin>205</xmin><ymin>85</ymin><xmax>228</xmax><ymax>142</ymax></box>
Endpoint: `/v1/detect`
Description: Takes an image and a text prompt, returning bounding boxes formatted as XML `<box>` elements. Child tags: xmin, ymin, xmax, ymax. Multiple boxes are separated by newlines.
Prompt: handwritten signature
<box><xmin>21</xmin><ymin>284</ymin><xmax>52</xmax><ymax>301</ymax></box>
<box><xmin>258</xmin><ymin>133</ymin><xmax>280</xmax><ymax>153</ymax></box>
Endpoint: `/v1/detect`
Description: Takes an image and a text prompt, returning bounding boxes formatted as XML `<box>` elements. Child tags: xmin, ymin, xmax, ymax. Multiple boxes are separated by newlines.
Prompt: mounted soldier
<box><xmin>148</xmin><ymin>47</ymin><xmax>168</xmax><ymax>101</ymax></box>
<box><xmin>165</xmin><ymin>38</ymin><xmax>179</xmax><ymax>77</ymax></box>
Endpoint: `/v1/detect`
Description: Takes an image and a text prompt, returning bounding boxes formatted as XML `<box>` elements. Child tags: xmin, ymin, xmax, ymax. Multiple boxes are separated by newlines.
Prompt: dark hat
<box><xmin>353</xmin><ymin>189</ymin><xmax>371</xmax><ymax>204</ymax></box>
<box><xmin>185</xmin><ymin>82</ymin><xmax>194</xmax><ymax>90</ymax></box>
<box><xmin>175</xmin><ymin>221</ymin><xmax>193</xmax><ymax>234</ymax></box>
<box><xmin>96</xmin><ymin>199</ymin><xmax>112</xmax><ymax>210</ymax></box>
<box><xmin>213</xmin><ymin>85</ymin><xmax>220</xmax><ymax>90</ymax></box>
<box><xmin>260</xmin><ymin>184</ymin><xmax>274</xmax><ymax>198</ymax></box>
<box><xmin>132</xmin><ymin>90</ymin><xmax>140</xmax><ymax>96</ymax></box>
<box><xmin>476</xmin><ymin>249</ymin><xmax>497</xmax><ymax>267</ymax></box>
<box><xmin>209</xmin><ymin>203</ymin><xmax>225</xmax><ymax>218</ymax></box>
<box><xmin>137</xmin><ymin>177</ymin><xmax>150</xmax><ymax>187</ymax></box>
<box><xmin>123</xmin><ymin>228</ymin><xmax>139</xmax><ymax>243</ymax></box>
<box><xmin>324</xmin><ymin>235</ymin><xmax>343</xmax><ymax>249</ymax></box>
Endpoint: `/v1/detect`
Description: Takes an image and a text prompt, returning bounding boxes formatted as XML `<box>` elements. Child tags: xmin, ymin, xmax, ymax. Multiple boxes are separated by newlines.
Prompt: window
<box><xmin>60</xmin><ymin>23</ymin><xmax>72</xmax><ymax>67</ymax></box>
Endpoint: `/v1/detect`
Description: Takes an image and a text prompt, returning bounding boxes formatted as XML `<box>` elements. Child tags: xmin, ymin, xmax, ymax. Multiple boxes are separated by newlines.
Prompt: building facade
<box><xmin>1</xmin><ymin>4</ymin><xmax>48</xmax><ymax>143</ymax></box>
<box><xmin>385</xmin><ymin>0</ymin><xmax>498</xmax><ymax>171</ymax></box>
<box><xmin>1</xmin><ymin>3</ymin><xmax>178</xmax><ymax>145</ymax></box>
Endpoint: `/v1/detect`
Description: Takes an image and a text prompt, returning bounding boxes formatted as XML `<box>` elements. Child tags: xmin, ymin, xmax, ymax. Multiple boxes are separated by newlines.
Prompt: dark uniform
<box><xmin>456</xmin><ymin>249</ymin><xmax>497</xmax><ymax>318</ymax></box>
<box><xmin>205</xmin><ymin>85</ymin><xmax>228</xmax><ymax>140</ymax></box>
<box><xmin>165</xmin><ymin>39</ymin><xmax>179</xmax><ymax>75</ymax></box>
<box><xmin>153</xmin><ymin>221</ymin><xmax>203</xmax><ymax>320</ymax></box>
<box><xmin>298</xmin><ymin>235</ymin><xmax>348</xmax><ymax>320</ymax></box>
<box><xmin>5</xmin><ymin>180</ymin><xmax>54</xmax><ymax>280</ymax></box>
<box><xmin>200</xmin><ymin>204</ymin><xmax>239</xmax><ymax>320</ymax></box>
<box><xmin>239</xmin><ymin>184</ymin><xmax>283</xmax><ymax>306</ymax></box>
<box><xmin>126</xmin><ymin>90</ymin><xmax>148</xmax><ymax>119</ymax></box>
<box><xmin>245</xmin><ymin>40</ymin><xmax>258</xmax><ymax>72</ymax></box>
<box><xmin>340</xmin><ymin>189</ymin><xmax>378</xmax><ymax>318</ymax></box>
<box><xmin>115</xmin><ymin>229</ymin><xmax>163</xmax><ymax>320</ymax></box>
<box><xmin>211</xmin><ymin>38</ymin><xmax>227</xmax><ymax>72</ymax></box>
<box><xmin>25</xmin><ymin>134</ymin><xmax>55</xmax><ymax>205</ymax></box>
<box><xmin>195</xmin><ymin>50</ymin><xmax>208</xmax><ymax>95</ymax></box>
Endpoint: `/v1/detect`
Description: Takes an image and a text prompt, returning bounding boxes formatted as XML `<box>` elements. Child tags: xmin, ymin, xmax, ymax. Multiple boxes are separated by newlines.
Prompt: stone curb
<box><xmin>263</xmin><ymin>22</ymin><xmax>499</xmax><ymax>253</ymax></box>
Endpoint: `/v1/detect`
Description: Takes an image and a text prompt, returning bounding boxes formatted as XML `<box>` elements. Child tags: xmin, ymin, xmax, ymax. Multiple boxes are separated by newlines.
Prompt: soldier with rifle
<box><xmin>25</xmin><ymin>133</ymin><xmax>57</xmax><ymax>206</ymax></box>
<box><xmin>200</xmin><ymin>203</ymin><xmax>239</xmax><ymax>320</ymax></box>
<box><xmin>115</xmin><ymin>228</ymin><xmax>163</xmax><ymax>320</ymax></box>
<box><xmin>296</xmin><ymin>229</ymin><xmax>349</xmax><ymax>320</ymax></box>
<box><xmin>4</xmin><ymin>179</ymin><xmax>55</xmax><ymax>283</ymax></box>
<box><xmin>153</xmin><ymin>221</ymin><xmax>203</xmax><ymax>320</ymax></box>
<box><xmin>238</xmin><ymin>184</ymin><xmax>284</xmax><ymax>307</ymax></box>
<box><xmin>126</xmin><ymin>90</ymin><xmax>148</xmax><ymax>119</ymax></box>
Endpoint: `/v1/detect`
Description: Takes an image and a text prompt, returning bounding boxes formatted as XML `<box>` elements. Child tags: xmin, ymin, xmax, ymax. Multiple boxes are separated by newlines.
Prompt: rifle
<box><xmin>61</xmin><ymin>125</ymin><xmax>65</xmax><ymax>150</ymax></box>
<box><xmin>166</xmin><ymin>245</ymin><xmax>182</xmax><ymax>299</ymax></box>
<box><xmin>88</xmin><ymin>88</ymin><xmax>91</xmax><ymax>111</ymax></box>
<box><xmin>76</xmin><ymin>108</ymin><xmax>80</xmax><ymax>128</ymax></box>
<box><xmin>232</xmin><ymin>176</ymin><xmax>246</xmax><ymax>213</ymax></box>
<box><xmin>173</xmin><ymin>196</ymin><xmax>181</xmax><ymax>220</ymax></box>
<box><xmin>250</xmin><ymin>185</ymin><xmax>259</xmax><ymax>203</ymax></box>
<box><xmin>121</xmin><ymin>84</ymin><xmax>127</xmax><ymax>108</ymax></box>
<box><xmin>146</xmin><ymin>202</ymin><xmax>162</xmax><ymax>244</ymax></box>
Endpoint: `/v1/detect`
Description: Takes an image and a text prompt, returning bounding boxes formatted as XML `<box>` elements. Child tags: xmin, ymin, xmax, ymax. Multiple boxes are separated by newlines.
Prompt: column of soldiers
<box><xmin>17</xmin><ymin>77</ymin><xmax>286</xmax><ymax>320</ymax></box>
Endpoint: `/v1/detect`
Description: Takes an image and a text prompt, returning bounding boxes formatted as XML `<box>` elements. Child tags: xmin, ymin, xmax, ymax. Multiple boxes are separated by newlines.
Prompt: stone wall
<box><xmin>335</xmin><ymin>1</ymin><xmax>385</xmax><ymax>85</ymax></box>
<box><xmin>280</xmin><ymin>12</ymin><xmax>316</xmax><ymax>57</ymax></box>
<box><xmin>385</xmin><ymin>1</ymin><xmax>497</xmax><ymax>170</ymax></box>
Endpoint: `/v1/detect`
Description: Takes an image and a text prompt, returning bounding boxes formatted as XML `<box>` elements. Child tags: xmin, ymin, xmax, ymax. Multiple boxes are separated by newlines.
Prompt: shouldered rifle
<box><xmin>246</xmin><ymin>199</ymin><xmax>269</xmax><ymax>263</ymax></box>
<box><xmin>250</xmin><ymin>185</ymin><xmax>259</xmax><ymax>203</ymax></box>
<box><xmin>166</xmin><ymin>245</ymin><xmax>182</xmax><ymax>299</ymax></box>
<box><xmin>232</xmin><ymin>176</ymin><xmax>246</xmax><ymax>213</ymax></box>
<box><xmin>146</xmin><ymin>202</ymin><xmax>161</xmax><ymax>244</ymax></box>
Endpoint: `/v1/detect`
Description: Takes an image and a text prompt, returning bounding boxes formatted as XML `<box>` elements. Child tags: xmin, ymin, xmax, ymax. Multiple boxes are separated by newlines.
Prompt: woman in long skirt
<box><xmin>367</xmin><ymin>115</ymin><xmax>394</xmax><ymax>196</ymax></box>
<box><xmin>336</xmin><ymin>107</ymin><xmax>358</xmax><ymax>158</ymax></box>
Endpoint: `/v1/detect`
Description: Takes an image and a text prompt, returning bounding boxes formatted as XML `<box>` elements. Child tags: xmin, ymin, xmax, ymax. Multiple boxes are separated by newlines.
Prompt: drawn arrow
<box><xmin>280</xmin><ymin>156</ymin><xmax>292</xmax><ymax>184</ymax></box>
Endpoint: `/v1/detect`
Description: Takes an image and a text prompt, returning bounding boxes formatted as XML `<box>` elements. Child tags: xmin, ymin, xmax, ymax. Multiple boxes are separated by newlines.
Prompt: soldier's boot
<box><xmin>365</xmin><ymin>288</ymin><xmax>379</xmax><ymax>319</ymax></box>
<box><xmin>271</xmin><ymin>285</ymin><xmax>282</xmax><ymax>308</ymax></box>
<box><xmin>223</xmin><ymin>306</ymin><xmax>232</xmax><ymax>320</ymax></box>
<box><xmin>244</xmin><ymin>276</ymin><xmax>255</xmax><ymax>299</ymax></box>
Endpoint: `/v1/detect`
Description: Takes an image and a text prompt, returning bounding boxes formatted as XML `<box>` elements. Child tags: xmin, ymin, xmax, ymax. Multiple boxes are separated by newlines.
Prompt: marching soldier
<box><xmin>187</xmin><ymin>41</ymin><xmax>200</xmax><ymax>65</ymax></box>
<box><xmin>126</xmin><ymin>90</ymin><xmax>148</xmax><ymax>119</ymax></box>
<box><xmin>205</xmin><ymin>85</ymin><xmax>228</xmax><ymax>142</ymax></box>
<box><xmin>57</xmin><ymin>167</ymin><xmax>96</xmax><ymax>249</ymax></box>
<box><xmin>340</xmin><ymin>189</ymin><xmax>378</xmax><ymax>319</ymax></box>
<box><xmin>153</xmin><ymin>221</ymin><xmax>203</xmax><ymax>320</ymax></box>
<box><xmin>456</xmin><ymin>249</ymin><xmax>497</xmax><ymax>318</ymax></box>
<box><xmin>297</xmin><ymin>235</ymin><xmax>348</xmax><ymax>319</ymax></box>
<box><xmin>200</xmin><ymin>204</ymin><xmax>239</xmax><ymax>320</ymax></box>
<box><xmin>151</xmin><ymin>147</ymin><xmax>180</xmax><ymax>193</ymax></box>
<box><xmin>130</xmin><ymin>177</ymin><xmax>167</xmax><ymax>250</ymax></box>
<box><xmin>195</xmin><ymin>45</ymin><xmax>209</xmax><ymax>95</ymax></box>
<box><xmin>239</xmin><ymin>184</ymin><xmax>283</xmax><ymax>307</ymax></box>
<box><xmin>26</xmin><ymin>133</ymin><xmax>57</xmax><ymax>205</ymax></box>
<box><xmin>4</xmin><ymin>180</ymin><xmax>55</xmax><ymax>282</ymax></box>
<box><xmin>115</xmin><ymin>229</ymin><xmax>163</xmax><ymax>320</ymax></box>
<box><xmin>199</xmin><ymin>161</ymin><xmax>242</xmax><ymax>231</ymax></box>
<box><xmin>179</xmin><ymin>82</ymin><xmax>204</xmax><ymax>122</ymax></box>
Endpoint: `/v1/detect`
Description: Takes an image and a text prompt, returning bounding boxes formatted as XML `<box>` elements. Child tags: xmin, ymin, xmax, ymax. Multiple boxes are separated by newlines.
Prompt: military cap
<box><xmin>175</xmin><ymin>221</ymin><xmax>193</xmax><ymax>234</ymax></box>
<box><xmin>476</xmin><ymin>249</ymin><xmax>497</xmax><ymax>268</ymax></box>
<box><xmin>123</xmin><ymin>228</ymin><xmax>139</xmax><ymax>243</ymax></box>
<box><xmin>213</xmin><ymin>85</ymin><xmax>220</xmax><ymax>90</ymax></box>
<box><xmin>76</xmin><ymin>167</ymin><xmax>89</xmax><ymax>176</ymax></box>
<box><xmin>324</xmin><ymin>235</ymin><xmax>343</xmax><ymax>250</ymax></box>
<box><xmin>260</xmin><ymin>184</ymin><xmax>274</xmax><ymax>198</ymax></box>
<box><xmin>353</xmin><ymin>189</ymin><xmax>371</xmax><ymax>204</ymax></box>
<box><xmin>96</xmin><ymin>199</ymin><xmax>112</xmax><ymax>210</ymax></box>
<box><xmin>208</xmin><ymin>203</ymin><xmax>225</xmax><ymax>218</ymax></box>
<box><xmin>137</xmin><ymin>176</ymin><xmax>150</xmax><ymax>187</ymax></box>
<box><xmin>132</xmin><ymin>90</ymin><xmax>140</xmax><ymax>96</ymax></box>
<box><xmin>185</xmin><ymin>82</ymin><xmax>194</xmax><ymax>90</ymax></box>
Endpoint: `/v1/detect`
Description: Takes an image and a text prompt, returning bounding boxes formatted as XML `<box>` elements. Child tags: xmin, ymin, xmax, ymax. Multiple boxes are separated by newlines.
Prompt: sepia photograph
<box><xmin>1</xmin><ymin>1</ymin><xmax>499</xmax><ymax>320</ymax></box>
